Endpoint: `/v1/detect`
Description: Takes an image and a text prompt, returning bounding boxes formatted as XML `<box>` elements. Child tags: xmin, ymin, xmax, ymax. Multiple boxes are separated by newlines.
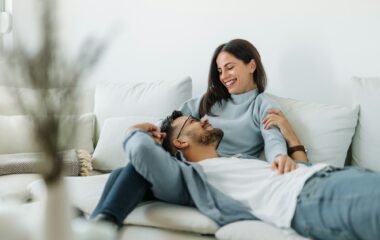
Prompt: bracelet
<box><xmin>288</xmin><ymin>145</ymin><xmax>307</xmax><ymax>155</ymax></box>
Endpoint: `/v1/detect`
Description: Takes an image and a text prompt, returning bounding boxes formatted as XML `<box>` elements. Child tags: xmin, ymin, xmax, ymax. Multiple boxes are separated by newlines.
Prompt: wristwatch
<box><xmin>287</xmin><ymin>145</ymin><xmax>307</xmax><ymax>155</ymax></box>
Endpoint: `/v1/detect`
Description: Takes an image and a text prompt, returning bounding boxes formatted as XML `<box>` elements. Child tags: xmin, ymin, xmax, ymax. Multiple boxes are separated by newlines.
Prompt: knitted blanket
<box><xmin>0</xmin><ymin>150</ymin><xmax>92</xmax><ymax>176</ymax></box>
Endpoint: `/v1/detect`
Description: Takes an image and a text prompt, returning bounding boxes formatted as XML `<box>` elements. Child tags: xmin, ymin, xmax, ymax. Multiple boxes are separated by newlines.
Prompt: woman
<box><xmin>180</xmin><ymin>39</ymin><xmax>307</xmax><ymax>169</ymax></box>
<box><xmin>91</xmin><ymin>39</ymin><xmax>307</xmax><ymax>226</ymax></box>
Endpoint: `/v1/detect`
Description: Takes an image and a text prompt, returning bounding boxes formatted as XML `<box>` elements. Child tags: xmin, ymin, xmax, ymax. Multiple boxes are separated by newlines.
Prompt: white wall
<box><xmin>8</xmin><ymin>0</ymin><xmax>380</xmax><ymax>106</ymax></box>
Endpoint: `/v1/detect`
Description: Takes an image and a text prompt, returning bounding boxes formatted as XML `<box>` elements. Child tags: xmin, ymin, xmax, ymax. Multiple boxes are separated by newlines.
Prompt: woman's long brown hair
<box><xmin>199</xmin><ymin>39</ymin><xmax>267</xmax><ymax>117</ymax></box>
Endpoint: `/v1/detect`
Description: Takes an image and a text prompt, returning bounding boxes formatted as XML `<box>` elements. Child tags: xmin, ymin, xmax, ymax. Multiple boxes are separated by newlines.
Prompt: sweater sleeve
<box><xmin>255</xmin><ymin>94</ymin><xmax>288</xmax><ymax>163</ymax></box>
<box><xmin>123</xmin><ymin>129</ymin><xmax>191</xmax><ymax>204</ymax></box>
<box><xmin>156</xmin><ymin>96</ymin><xmax>203</xmax><ymax>128</ymax></box>
<box><xmin>178</xmin><ymin>96</ymin><xmax>202</xmax><ymax>118</ymax></box>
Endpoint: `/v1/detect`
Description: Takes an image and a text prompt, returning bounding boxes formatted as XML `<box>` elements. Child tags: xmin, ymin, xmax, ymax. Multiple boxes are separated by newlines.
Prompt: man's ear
<box><xmin>173</xmin><ymin>139</ymin><xmax>190</xmax><ymax>150</ymax></box>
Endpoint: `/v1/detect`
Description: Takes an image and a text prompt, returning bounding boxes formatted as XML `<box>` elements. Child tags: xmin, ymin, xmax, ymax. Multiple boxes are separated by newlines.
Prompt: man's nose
<box><xmin>200</xmin><ymin>118</ymin><xmax>209</xmax><ymax>126</ymax></box>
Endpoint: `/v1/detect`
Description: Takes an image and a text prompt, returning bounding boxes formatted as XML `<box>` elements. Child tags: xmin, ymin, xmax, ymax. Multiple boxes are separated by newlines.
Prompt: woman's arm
<box><xmin>262</xmin><ymin>109</ymin><xmax>308</xmax><ymax>162</ymax></box>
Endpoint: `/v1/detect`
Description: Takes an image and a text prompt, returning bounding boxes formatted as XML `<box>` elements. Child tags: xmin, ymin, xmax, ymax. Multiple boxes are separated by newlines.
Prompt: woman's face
<box><xmin>216</xmin><ymin>51</ymin><xmax>257</xmax><ymax>94</ymax></box>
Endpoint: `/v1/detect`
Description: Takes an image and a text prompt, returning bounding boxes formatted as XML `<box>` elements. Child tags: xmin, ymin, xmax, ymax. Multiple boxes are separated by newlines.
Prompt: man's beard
<box><xmin>196</xmin><ymin>128</ymin><xmax>224</xmax><ymax>147</ymax></box>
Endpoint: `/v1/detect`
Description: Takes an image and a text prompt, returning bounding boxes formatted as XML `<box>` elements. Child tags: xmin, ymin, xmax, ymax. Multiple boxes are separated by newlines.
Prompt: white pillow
<box><xmin>352</xmin><ymin>77</ymin><xmax>380</xmax><ymax>171</ymax></box>
<box><xmin>94</xmin><ymin>77</ymin><xmax>192</xmax><ymax>141</ymax></box>
<box><xmin>0</xmin><ymin>113</ymin><xmax>95</xmax><ymax>154</ymax></box>
<box><xmin>0</xmin><ymin>86</ymin><xmax>94</xmax><ymax>115</ymax></box>
<box><xmin>92</xmin><ymin>116</ymin><xmax>160</xmax><ymax>170</ymax></box>
<box><xmin>267</xmin><ymin>94</ymin><xmax>358</xmax><ymax>167</ymax></box>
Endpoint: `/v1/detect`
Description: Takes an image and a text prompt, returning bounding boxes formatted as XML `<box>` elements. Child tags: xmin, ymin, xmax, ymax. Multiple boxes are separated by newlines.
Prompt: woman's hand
<box><xmin>262</xmin><ymin>109</ymin><xmax>300</xmax><ymax>147</ymax></box>
<box><xmin>130</xmin><ymin>123</ymin><xmax>166</xmax><ymax>144</ymax></box>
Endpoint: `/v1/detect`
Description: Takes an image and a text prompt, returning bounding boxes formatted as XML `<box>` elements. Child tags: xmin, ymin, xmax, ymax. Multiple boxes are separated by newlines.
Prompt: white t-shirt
<box><xmin>197</xmin><ymin>157</ymin><xmax>328</xmax><ymax>227</ymax></box>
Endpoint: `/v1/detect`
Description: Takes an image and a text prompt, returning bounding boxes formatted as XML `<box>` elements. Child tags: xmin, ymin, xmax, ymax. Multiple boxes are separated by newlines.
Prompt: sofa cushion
<box><xmin>0</xmin><ymin>200</ymin><xmax>215</xmax><ymax>240</ymax></box>
<box><xmin>92</xmin><ymin>116</ymin><xmax>160</xmax><ymax>171</ymax></box>
<box><xmin>94</xmin><ymin>77</ymin><xmax>192</xmax><ymax>141</ymax></box>
<box><xmin>125</xmin><ymin>201</ymin><xmax>218</xmax><ymax>235</ymax></box>
<box><xmin>267</xmin><ymin>94</ymin><xmax>358</xmax><ymax>167</ymax></box>
<box><xmin>352</xmin><ymin>77</ymin><xmax>380</xmax><ymax>171</ymax></box>
<box><xmin>119</xmin><ymin>225</ymin><xmax>215</xmax><ymax>240</ymax></box>
<box><xmin>0</xmin><ymin>174</ymin><xmax>40</xmax><ymax>202</ymax></box>
<box><xmin>0</xmin><ymin>113</ymin><xmax>95</xmax><ymax>154</ymax></box>
<box><xmin>216</xmin><ymin>220</ymin><xmax>309</xmax><ymax>240</ymax></box>
<box><xmin>27</xmin><ymin>174</ymin><xmax>219</xmax><ymax>235</ymax></box>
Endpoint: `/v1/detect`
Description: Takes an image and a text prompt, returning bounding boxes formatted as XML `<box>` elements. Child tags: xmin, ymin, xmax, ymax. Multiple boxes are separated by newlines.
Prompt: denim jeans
<box><xmin>91</xmin><ymin>134</ymin><xmax>193</xmax><ymax>227</ymax></box>
<box><xmin>91</xmin><ymin>163</ymin><xmax>151</xmax><ymax>227</ymax></box>
<box><xmin>291</xmin><ymin>167</ymin><xmax>380</xmax><ymax>240</ymax></box>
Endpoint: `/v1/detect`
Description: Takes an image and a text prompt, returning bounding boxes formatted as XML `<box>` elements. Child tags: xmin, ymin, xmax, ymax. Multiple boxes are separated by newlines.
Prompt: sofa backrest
<box><xmin>0</xmin><ymin>86</ymin><xmax>95</xmax><ymax>154</ymax></box>
<box><xmin>2</xmin><ymin>77</ymin><xmax>379</xmax><ymax>173</ymax></box>
<box><xmin>351</xmin><ymin>77</ymin><xmax>380</xmax><ymax>172</ymax></box>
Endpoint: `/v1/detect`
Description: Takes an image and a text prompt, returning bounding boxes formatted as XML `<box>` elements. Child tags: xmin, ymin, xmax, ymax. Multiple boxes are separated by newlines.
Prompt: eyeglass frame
<box><xmin>175</xmin><ymin>115</ymin><xmax>200</xmax><ymax>140</ymax></box>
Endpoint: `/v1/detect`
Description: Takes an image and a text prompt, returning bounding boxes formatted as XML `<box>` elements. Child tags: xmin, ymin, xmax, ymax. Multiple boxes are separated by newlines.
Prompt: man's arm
<box><xmin>123</xmin><ymin>125</ymin><xmax>191</xmax><ymax>205</ymax></box>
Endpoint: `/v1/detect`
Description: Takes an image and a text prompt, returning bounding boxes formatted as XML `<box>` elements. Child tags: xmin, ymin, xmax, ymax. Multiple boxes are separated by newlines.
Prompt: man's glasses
<box><xmin>176</xmin><ymin>115</ymin><xmax>200</xmax><ymax>139</ymax></box>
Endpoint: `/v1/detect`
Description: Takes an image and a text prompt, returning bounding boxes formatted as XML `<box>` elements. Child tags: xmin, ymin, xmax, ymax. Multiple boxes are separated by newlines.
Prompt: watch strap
<box><xmin>288</xmin><ymin>145</ymin><xmax>307</xmax><ymax>155</ymax></box>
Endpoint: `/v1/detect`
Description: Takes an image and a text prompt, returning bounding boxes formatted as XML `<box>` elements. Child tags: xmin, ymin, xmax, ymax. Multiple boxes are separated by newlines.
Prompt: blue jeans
<box><xmin>91</xmin><ymin>138</ymin><xmax>191</xmax><ymax>227</ymax></box>
<box><xmin>291</xmin><ymin>167</ymin><xmax>380</xmax><ymax>240</ymax></box>
<box><xmin>91</xmin><ymin>163</ymin><xmax>151</xmax><ymax>227</ymax></box>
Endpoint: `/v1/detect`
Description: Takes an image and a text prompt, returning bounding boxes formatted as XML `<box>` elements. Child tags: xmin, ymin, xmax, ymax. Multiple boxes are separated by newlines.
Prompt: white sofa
<box><xmin>1</xmin><ymin>76</ymin><xmax>379</xmax><ymax>240</ymax></box>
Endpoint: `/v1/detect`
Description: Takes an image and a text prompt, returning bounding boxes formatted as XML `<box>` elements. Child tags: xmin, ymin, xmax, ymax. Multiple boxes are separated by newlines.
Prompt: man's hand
<box><xmin>130</xmin><ymin>123</ymin><xmax>166</xmax><ymax>144</ymax></box>
<box><xmin>271</xmin><ymin>155</ymin><xmax>298</xmax><ymax>175</ymax></box>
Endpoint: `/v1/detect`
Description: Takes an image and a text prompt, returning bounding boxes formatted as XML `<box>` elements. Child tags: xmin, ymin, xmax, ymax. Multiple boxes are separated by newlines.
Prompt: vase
<box><xmin>43</xmin><ymin>177</ymin><xmax>74</xmax><ymax>240</ymax></box>
<box><xmin>0</xmin><ymin>201</ymin><xmax>29</xmax><ymax>240</ymax></box>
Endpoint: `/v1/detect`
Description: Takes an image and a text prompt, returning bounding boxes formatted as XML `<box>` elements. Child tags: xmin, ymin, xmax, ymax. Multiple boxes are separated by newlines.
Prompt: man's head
<box><xmin>160</xmin><ymin>110</ymin><xmax>224</xmax><ymax>156</ymax></box>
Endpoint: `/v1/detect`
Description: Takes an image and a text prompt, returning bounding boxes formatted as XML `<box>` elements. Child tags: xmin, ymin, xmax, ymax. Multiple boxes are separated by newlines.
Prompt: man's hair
<box><xmin>160</xmin><ymin>110</ymin><xmax>183</xmax><ymax>155</ymax></box>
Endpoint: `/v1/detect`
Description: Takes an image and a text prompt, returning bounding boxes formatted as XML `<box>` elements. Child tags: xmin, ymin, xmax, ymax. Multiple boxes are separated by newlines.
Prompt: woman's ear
<box><xmin>250</xmin><ymin>59</ymin><xmax>256</xmax><ymax>73</ymax></box>
<box><xmin>173</xmin><ymin>139</ymin><xmax>190</xmax><ymax>150</ymax></box>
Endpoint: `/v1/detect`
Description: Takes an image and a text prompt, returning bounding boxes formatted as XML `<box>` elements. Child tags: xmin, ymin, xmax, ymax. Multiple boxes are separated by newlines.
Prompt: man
<box><xmin>91</xmin><ymin>111</ymin><xmax>258</xmax><ymax>228</ymax></box>
<box><xmin>124</xmin><ymin>110</ymin><xmax>379</xmax><ymax>240</ymax></box>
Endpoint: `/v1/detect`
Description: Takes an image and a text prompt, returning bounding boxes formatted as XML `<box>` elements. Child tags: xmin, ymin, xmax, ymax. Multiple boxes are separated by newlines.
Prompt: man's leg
<box><xmin>292</xmin><ymin>167</ymin><xmax>380</xmax><ymax>240</ymax></box>
<box><xmin>91</xmin><ymin>163</ymin><xmax>150</xmax><ymax>227</ymax></box>
<box><xmin>91</xmin><ymin>168</ymin><xmax>123</xmax><ymax>217</ymax></box>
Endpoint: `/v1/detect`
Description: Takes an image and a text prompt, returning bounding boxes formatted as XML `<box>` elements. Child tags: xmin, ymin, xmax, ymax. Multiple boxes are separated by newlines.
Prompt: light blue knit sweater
<box><xmin>180</xmin><ymin>89</ymin><xmax>287</xmax><ymax>162</ymax></box>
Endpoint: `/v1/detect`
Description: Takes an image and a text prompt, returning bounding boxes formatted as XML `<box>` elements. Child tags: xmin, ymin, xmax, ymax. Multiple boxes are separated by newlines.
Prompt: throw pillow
<box><xmin>0</xmin><ymin>150</ymin><xmax>92</xmax><ymax>176</ymax></box>
<box><xmin>94</xmin><ymin>77</ymin><xmax>192</xmax><ymax>141</ymax></box>
<box><xmin>267</xmin><ymin>94</ymin><xmax>358</xmax><ymax>167</ymax></box>
<box><xmin>0</xmin><ymin>86</ymin><xmax>94</xmax><ymax>115</ymax></box>
<box><xmin>92</xmin><ymin>116</ymin><xmax>160</xmax><ymax>171</ymax></box>
<box><xmin>0</xmin><ymin>113</ymin><xmax>95</xmax><ymax>154</ymax></box>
